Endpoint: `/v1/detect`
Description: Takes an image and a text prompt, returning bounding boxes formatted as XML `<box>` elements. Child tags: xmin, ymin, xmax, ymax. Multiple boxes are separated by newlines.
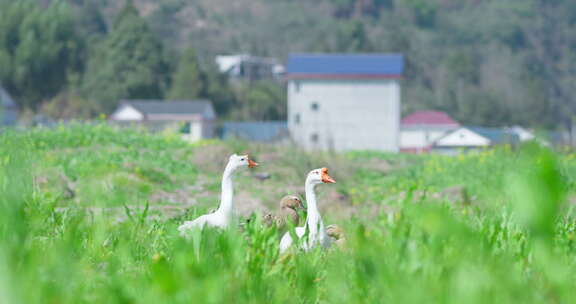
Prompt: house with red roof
<box><xmin>400</xmin><ymin>110</ymin><xmax>460</xmax><ymax>153</ymax></box>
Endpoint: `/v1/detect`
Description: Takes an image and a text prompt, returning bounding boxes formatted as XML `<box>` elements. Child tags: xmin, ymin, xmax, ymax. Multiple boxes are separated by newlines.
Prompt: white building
<box><xmin>215</xmin><ymin>54</ymin><xmax>284</xmax><ymax>81</ymax></box>
<box><xmin>506</xmin><ymin>126</ymin><xmax>535</xmax><ymax>142</ymax></box>
<box><xmin>433</xmin><ymin>126</ymin><xmax>519</xmax><ymax>155</ymax></box>
<box><xmin>286</xmin><ymin>54</ymin><xmax>404</xmax><ymax>151</ymax></box>
<box><xmin>110</xmin><ymin>100</ymin><xmax>216</xmax><ymax>142</ymax></box>
<box><xmin>400</xmin><ymin>110</ymin><xmax>460</xmax><ymax>153</ymax></box>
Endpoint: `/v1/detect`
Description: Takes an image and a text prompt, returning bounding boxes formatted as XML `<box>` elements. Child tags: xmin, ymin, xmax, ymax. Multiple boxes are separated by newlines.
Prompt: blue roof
<box><xmin>287</xmin><ymin>54</ymin><xmax>404</xmax><ymax>77</ymax></box>
<box><xmin>222</xmin><ymin>121</ymin><xmax>288</xmax><ymax>142</ymax></box>
<box><xmin>467</xmin><ymin>126</ymin><xmax>520</xmax><ymax>144</ymax></box>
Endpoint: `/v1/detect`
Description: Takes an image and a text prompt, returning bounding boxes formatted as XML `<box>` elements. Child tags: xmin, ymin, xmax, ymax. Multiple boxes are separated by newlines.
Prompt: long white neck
<box><xmin>216</xmin><ymin>163</ymin><xmax>236</xmax><ymax>217</ymax></box>
<box><xmin>304</xmin><ymin>180</ymin><xmax>322</xmax><ymax>236</ymax></box>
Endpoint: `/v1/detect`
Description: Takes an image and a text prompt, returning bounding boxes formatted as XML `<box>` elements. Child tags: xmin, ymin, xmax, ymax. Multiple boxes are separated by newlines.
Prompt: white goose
<box><xmin>178</xmin><ymin>154</ymin><xmax>258</xmax><ymax>235</ymax></box>
<box><xmin>279</xmin><ymin>168</ymin><xmax>336</xmax><ymax>253</ymax></box>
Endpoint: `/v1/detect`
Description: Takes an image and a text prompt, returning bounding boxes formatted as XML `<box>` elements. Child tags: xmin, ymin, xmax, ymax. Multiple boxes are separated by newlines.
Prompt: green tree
<box><xmin>0</xmin><ymin>0</ymin><xmax>83</xmax><ymax>110</ymax></box>
<box><xmin>167</xmin><ymin>47</ymin><xmax>203</xmax><ymax>100</ymax></box>
<box><xmin>336</xmin><ymin>21</ymin><xmax>373</xmax><ymax>52</ymax></box>
<box><xmin>200</xmin><ymin>64</ymin><xmax>236</xmax><ymax>116</ymax></box>
<box><xmin>41</xmin><ymin>90</ymin><xmax>99</xmax><ymax>120</ymax></box>
<box><xmin>81</xmin><ymin>1</ymin><xmax>169</xmax><ymax>113</ymax></box>
<box><xmin>231</xmin><ymin>81</ymin><xmax>286</xmax><ymax>121</ymax></box>
<box><xmin>71</xmin><ymin>0</ymin><xmax>108</xmax><ymax>39</ymax></box>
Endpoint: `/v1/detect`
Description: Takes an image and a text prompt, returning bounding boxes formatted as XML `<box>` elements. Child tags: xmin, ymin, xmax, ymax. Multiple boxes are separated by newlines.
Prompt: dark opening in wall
<box><xmin>311</xmin><ymin>102</ymin><xmax>319</xmax><ymax>111</ymax></box>
<box><xmin>311</xmin><ymin>133</ymin><xmax>319</xmax><ymax>143</ymax></box>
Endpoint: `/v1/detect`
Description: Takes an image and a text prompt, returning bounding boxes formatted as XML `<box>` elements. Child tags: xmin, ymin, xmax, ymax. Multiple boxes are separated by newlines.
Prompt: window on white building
<box><xmin>311</xmin><ymin>133</ymin><xmax>319</xmax><ymax>143</ymax></box>
<box><xmin>180</xmin><ymin>122</ymin><xmax>191</xmax><ymax>134</ymax></box>
<box><xmin>294</xmin><ymin>81</ymin><xmax>301</xmax><ymax>93</ymax></box>
<box><xmin>311</xmin><ymin>102</ymin><xmax>319</xmax><ymax>111</ymax></box>
<box><xmin>295</xmin><ymin>113</ymin><xmax>301</xmax><ymax>124</ymax></box>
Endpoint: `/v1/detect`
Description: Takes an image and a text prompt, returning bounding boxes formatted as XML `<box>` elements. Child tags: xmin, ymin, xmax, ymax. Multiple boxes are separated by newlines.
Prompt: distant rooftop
<box><xmin>120</xmin><ymin>100</ymin><xmax>213</xmax><ymax>115</ymax></box>
<box><xmin>401</xmin><ymin>111</ymin><xmax>460</xmax><ymax>127</ymax></box>
<box><xmin>111</xmin><ymin>100</ymin><xmax>216</xmax><ymax>122</ymax></box>
<box><xmin>466</xmin><ymin>126</ymin><xmax>519</xmax><ymax>144</ymax></box>
<box><xmin>287</xmin><ymin>54</ymin><xmax>404</xmax><ymax>79</ymax></box>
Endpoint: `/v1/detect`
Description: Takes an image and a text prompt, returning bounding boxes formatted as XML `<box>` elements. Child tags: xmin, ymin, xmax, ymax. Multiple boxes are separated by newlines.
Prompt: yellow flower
<box><xmin>152</xmin><ymin>253</ymin><xmax>163</xmax><ymax>262</ymax></box>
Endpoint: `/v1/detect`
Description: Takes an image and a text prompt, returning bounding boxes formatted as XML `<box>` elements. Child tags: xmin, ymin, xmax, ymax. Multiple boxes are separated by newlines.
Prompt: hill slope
<box><xmin>75</xmin><ymin>0</ymin><xmax>576</xmax><ymax>128</ymax></box>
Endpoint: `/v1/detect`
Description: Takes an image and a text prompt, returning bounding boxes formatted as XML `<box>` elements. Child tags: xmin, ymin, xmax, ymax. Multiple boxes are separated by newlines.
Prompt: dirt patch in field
<box><xmin>234</xmin><ymin>191</ymin><xmax>271</xmax><ymax>217</ymax></box>
<box><xmin>358</xmin><ymin>159</ymin><xmax>394</xmax><ymax>173</ymax></box>
<box><xmin>318</xmin><ymin>189</ymin><xmax>355</xmax><ymax>219</ymax></box>
<box><xmin>149</xmin><ymin>184</ymin><xmax>202</xmax><ymax>206</ymax></box>
<box><xmin>191</xmin><ymin>144</ymin><xmax>234</xmax><ymax>172</ymax></box>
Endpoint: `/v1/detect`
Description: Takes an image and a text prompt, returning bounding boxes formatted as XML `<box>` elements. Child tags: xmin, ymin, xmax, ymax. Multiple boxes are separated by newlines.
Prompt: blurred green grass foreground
<box><xmin>2</xmin><ymin>123</ymin><xmax>576</xmax><ymax>303</ymax></box>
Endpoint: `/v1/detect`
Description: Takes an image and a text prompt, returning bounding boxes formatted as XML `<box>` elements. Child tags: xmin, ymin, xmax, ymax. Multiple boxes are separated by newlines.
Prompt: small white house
<box><xmin>110</xmin><ymin>100</ymin><xmax>216</xmax><ymax>142</ymax></box>
<box><xmin>400</xmin><ymin>110</ymin><xmax>460</xmax><ymax>153</ymax></box>
<box><xmin>433</xmin><ymin>126</ymin><xmax>519</xmax><ymax>155</ymax></box>
<box><xmin>286</xmin><ymin>54</ymin><xmax>404</xmax><ymax>151</ymax></box>
<box><xmin>506</xmin><ymin>126</ymin><xmax>535</xmax><ymax>141</ymax></box>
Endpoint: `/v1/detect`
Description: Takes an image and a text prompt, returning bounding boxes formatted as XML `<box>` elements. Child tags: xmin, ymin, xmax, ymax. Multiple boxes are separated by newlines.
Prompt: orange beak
<box><xmin>321</xmin><ymin>168</ymin><xmax>336</xmax><ymax>184</ymax></box>
<box><xmin>248</xmin><ymin>159</ymin><xmax>258</xmax><ymax>168</ymax></box>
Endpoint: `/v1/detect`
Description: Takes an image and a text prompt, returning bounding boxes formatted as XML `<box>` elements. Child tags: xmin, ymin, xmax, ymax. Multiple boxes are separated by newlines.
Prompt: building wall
<box><xmin>112</xmin><ymin>120</ymin><xmax>212</xmax><ymax>142</ymax></box>
<box><xmin>182</xmin><ymin>121</ymin><xmax>203</xmax><ymax>142</ymax></box>
<box><xmin>110</xmin><ymin>104</ymin><xmax>215</xmax><ymax>141</ymax></box>
<box><xmin>202</xmin><ymin>119</ymin><xmax>215</xmax><ymax>139</ymax></box>
<box><xmin>288</xmin><ymin>79</ymin><xmax>400</xmax><ymax>151</ymax></box>
<box><xmin>434</xmin><ymin>128</ymin><xmax>490</xmax><ymax>147</ymax></box>
<box><xmin>399</xmin><ymin>127</ymin><xmax>455</xmax><ymax>152</ymax></box>
<box><xmin>400</xmin><ymin>130</ymin><xmax>447</xmax><ymax>148</ymax></box>
<box><xmin>182</xmin><ymin>120</ymin><xmax>215</xmax><ymax>142</ymax></box>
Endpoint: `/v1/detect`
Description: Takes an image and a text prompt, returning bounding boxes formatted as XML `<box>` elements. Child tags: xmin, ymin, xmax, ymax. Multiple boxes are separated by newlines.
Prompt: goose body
<box><xmin>178</xmin><ymin>154</ymin><xmax>257</xmax><ymax>235</ymax></box>
<box><xmin>279</xmin><ymin>168</ymin><xmax>335</xmax><ymax>253</ymax></box>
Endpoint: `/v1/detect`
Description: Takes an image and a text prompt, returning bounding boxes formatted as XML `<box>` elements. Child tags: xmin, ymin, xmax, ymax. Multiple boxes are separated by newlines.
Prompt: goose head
<box><xmin>279</xmin><ymin>195</ymin><xmax>304</xmax><ymax>224</ymax></box>
<box><xmin>228</xmin><ymin>154</ymin><xmax>258</xmax><ymax>170</ymax></box>
<box><xmin>306</xmin><ymin>167</ymin><xmax>336</xmax><ymax>185</ymax></box>
<box><xmin>280</xmin><ymin>195</ymin><xmax>304</xmax><ymax>211</ymax></box>
<box><xmin>326</xmin><ymin>224</ymin><xmax>347</xmax><ymax>249</ymax></box>
<box><xmin>326</xmin><ymin>224</ymin><xmax>344</xmax><ymax>240</ymax></box>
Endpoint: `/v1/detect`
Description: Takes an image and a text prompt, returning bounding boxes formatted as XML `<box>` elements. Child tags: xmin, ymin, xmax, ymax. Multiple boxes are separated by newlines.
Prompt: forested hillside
<box><xmin>1</xmin><ymin>0</ymin><xmax>576</xmax><ymax>129</ymax></box>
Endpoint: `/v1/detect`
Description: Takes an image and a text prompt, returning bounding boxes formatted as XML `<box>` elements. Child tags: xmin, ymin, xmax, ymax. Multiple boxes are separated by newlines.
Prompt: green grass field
<box><xmin>2</xmin><ymin>124</ymin><xmax>576</xmax><ymax>303</ymax></box>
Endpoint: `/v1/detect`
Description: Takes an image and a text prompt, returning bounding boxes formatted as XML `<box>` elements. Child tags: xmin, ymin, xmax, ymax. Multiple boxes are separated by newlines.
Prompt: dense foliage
<box><xmin>0</xmin><ymin>0</ymin><xmax>83</xmax><ymax>110</ymax></box>
<box><xmin>80</xmin><ymin>2</ymin><xmax>170</xmax><ymax>113</ymax></box>
<box><xmin>1</xmin><ymin>0</ymin><xmax>576</xmax><ymax>128</ymax></box>
<box><xmin>2</xmin><ymin>125</ymin><xmax>576</xmax><ymax>303</ymax></box>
